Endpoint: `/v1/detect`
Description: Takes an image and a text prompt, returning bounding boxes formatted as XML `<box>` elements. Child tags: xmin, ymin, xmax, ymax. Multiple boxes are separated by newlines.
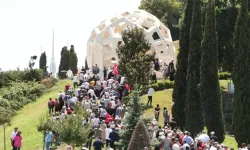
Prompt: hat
<box><xmin>210</xmin><ymin>131</ymin><xmax>215</xmax><ymax>135</ymax></box>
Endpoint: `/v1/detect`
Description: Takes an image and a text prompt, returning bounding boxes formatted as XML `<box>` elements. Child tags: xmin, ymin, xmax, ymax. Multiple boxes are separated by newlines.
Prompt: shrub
<box><xmin>1</xmin><ymin>81</ymin><xmax>46</xmax><ymax>114</ymax></box>
<box><xmin>0</xmin><ymin>69</ymin><xmax>44</xmax><ymax>88</ymax></box>
<box><xmin>218</xmin><ymin>72</ymin><xmax>231</xmax><ymax>80</ymax></box>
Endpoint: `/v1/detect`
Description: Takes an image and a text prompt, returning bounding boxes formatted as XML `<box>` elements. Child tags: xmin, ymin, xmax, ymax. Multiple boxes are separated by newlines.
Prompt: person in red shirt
<box><xmin>65</xmin><ymin>83</ymin><xmax>71</xmax><ymax>93</ymax></box>
<box><xmin>67</xmin><ymin>108</ymin><xmax>72</xmax><ymax>115</ymax></box>
<box><xmin>48</xmin><ymin>98</ymin><xmax>55</xmax><ymax>115</ymax></box>
<box><xmin>105</xmin><ymin>113</ymin><xmax>114</xmax><ymax>124</ymax></box>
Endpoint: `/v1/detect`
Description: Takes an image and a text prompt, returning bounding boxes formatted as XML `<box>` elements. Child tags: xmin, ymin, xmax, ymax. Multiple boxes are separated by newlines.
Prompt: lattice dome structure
<box><xmin>87</xmin><ymin>10</ymin><xmax>176</xmax><ymax>76</ymax></box>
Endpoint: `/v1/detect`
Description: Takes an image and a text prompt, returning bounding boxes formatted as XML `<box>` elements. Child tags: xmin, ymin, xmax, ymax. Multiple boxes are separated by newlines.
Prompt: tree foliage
<box><xmin>58</xmin><ymin>46</ymin><xmax>70</xmax><ymax>78</ymax></box>
<box><xmin>39</xmin><ymin>52</ymin><xmax>47</xmax><ymax>72</ymax></box>
<box><xmin>200</xmin><ymin>0</ymin><xmax>225</xmax><ymax>143</ymax></box>
<box><xmin>128</xmin><ymin>120</ymin><xmax>152</xmax><ymax>150</ymax></box>
<box><xmin>172</xmin><ymin>0</ymin><xmax>193</xmax><ymax>130</ymax></box>
<box><xmin>185</xmin><ymin>0</ymin><xmax>204</xmax><ymax>136</ymax></box>
<box><xmin>232</xmin><ymin>0</ymin><xmax>250</xmax><ymax>145</ymax></box>
<box><xmin>69</xmin><ymin>45</ymin><xmax>78</xmax><ymax>75</ymax></box>
<box><xmin>139</xmin><ymin>0</ymin><xmax>182</xmax><ymax>40</ymax></box>
<box><xmin>116</xmin><ymin>27</ymin><xmax>154</xmax><ymax>88</ymax></box>
<box><xmin>120</xmin><ymin>91</ymin><xmax>142</xmax><ymax>150</ymax></box>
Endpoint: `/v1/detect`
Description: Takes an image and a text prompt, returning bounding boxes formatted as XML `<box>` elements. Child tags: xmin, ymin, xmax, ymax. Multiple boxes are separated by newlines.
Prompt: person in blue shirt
<box><xmin>45</xmin><ymin>130</ymin><xmax>53</xmax><ymax>150</ymax></box>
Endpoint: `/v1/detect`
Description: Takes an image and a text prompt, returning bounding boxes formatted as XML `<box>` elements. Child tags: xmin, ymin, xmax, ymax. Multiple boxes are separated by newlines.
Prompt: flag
<box><xmin>113</xmin><ymin>64</ymin><xmax>118</xmax><ymax>75</ymax></box>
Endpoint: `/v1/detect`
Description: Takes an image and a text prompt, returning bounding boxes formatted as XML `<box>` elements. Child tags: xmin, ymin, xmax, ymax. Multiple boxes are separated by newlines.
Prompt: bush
<box><xmin>0</xmin><ymin>69</ymin><xmax>44</xmax><ymax>88</ymax></box>
<box><xmin>1</xmin><ymin>81</ymin><xmax>46</xmax><ymax>113</ymax></box>
<box><xmin>218</xmin><ymin>72</ymin><xmax>231</xmax><ymax>80</ymax></box>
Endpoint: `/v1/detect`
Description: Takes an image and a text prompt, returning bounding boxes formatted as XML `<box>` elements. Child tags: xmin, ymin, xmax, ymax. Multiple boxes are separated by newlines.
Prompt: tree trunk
<box><xmin>43</xmin><ymin>131</ymin><xmax>45</xmax><ymax>150</ymax></box>
<box><xmin>4</xmin><ymin>125</ymin><xmax>6</xmax><ymax>150</ymax></box>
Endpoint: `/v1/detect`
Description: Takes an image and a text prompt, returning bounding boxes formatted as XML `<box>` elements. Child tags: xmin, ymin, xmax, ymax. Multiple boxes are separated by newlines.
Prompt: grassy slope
<box><xmin>0</xmin><ymin>80</ymin><xmax>70</xmax><ymax>150</ymax></box>
<box><xmin>141</xmin><ymin>89</ymin><xmax>237</xmax><ymax>149</ymax></box>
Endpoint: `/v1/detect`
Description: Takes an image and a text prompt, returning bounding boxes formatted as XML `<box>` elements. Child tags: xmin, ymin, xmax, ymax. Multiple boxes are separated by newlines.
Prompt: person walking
<box><xmin>10</xmin><ymin>127</ymin><xmax>18</xmax><ymax>150</ymax></box>
<box><xmin>13</xmin><ymin>131</ymin><xmax>22</xmax><ymax>150</ymax></box>
<box><xmin>45</xmin><ymin>130</ymin><xmax>53</xmax><ymax>150</ymax></box>
<box><xmin>147</xmin><ymin>86</ymin><xmax>154</xmax><ymax>106</ymax></box>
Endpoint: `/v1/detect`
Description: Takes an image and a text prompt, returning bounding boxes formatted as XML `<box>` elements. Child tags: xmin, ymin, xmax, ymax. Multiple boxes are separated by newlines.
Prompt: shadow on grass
<box><xmin>142</xmin><ymin>104</ymin><xmax>153</xmax><ymax>111</ymax></box>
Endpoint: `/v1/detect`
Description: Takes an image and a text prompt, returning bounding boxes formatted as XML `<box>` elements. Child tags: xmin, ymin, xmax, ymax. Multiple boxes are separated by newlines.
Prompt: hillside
<box><xmin>0</xmin><ymin>80</ymin><xmax>70</xmax><ymax>150</ymax></box>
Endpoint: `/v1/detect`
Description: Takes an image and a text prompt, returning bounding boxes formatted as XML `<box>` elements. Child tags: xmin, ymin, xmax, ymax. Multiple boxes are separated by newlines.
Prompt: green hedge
<box><xmin>151</xmin><ymin>80</ymin><xmax>174</xmax><ymax>91</ymax></box>
<box><xmin>0</xmin><ymin>69</ymin><xmax>44</xmax><ymax>88</ymax></box>
<box><xmin>218</xmin><ymin>72</ymin><xmax>231</xmax><ymax>80</ymax></box>
<box><xmin>0</xmin><ymin>81</ymin><xmax>46</xmax><ymax>119</ymax></box>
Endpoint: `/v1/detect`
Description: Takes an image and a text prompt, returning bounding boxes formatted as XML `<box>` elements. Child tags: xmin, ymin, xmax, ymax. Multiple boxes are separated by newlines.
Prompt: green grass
<box><xmin>0</xmin><ymin>80</ymin><xmax>70</xmax><ymax>150</ymax></box>
<box><xmin>141</xmin><ymin>89</ymin><xmax>237</xmax><ymax>149</ymax></box>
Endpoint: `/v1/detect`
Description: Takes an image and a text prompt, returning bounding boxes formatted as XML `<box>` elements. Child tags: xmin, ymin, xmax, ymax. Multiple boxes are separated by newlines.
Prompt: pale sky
<box><xmin>0</xmin><ymin>0</ymin><xmax>141</xmax><ymax>71</ymax></box>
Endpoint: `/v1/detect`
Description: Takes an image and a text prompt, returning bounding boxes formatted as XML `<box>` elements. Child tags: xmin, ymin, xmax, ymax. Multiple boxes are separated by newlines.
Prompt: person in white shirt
<box><xmin>182</xmin><ymin>141</ymin><xmax>190</xmax><ymax>150</ymax></box>
<box><xmin>147</xmin><ymin>86</ymin><xmax>155</xmax><ymax>106</ymax></box>
<box><xmin>79</xmin><ymin>72</ymin><xmax>84</xmax><ymax>85</ymax></box>
<box><xmin>10</xmin><ymin>127</ymin><xmax>18</xmax><ymax>149</ymax></box>
<box><xmin>84</xmin><ymin>82</ymin><xmax>90</xmax><ymax>90</ymax></box>
<box><xmin>120</xmin><ymin>76</ymin><xmax>125</xmax><ymax>84</ymax></box>
<box><xmin>66</xmin><ymin>69</ymin><xmax>73</xmax><ymax>79</ymax></box>
<box><xmin>57</xmin><ymin>91</ymin><xmax>65</xmax><ymax>100</ymax></box>
<box><xmin>88</xmin><ymin>88</ymin><xmax>96</xmax><ymax>98</ymax></box>
<box><xmin>105</xmin><ymin>125</ymin><xmax>112</xmax><ymax>148</ymax></box>
<box><xmin>84</xmin><ymin>73</ymin><xmax>90</xmax><ymax>82</ymax></box>
<box><xmin>73</xmin><ymin>75</ymin><xmax>78</xmax><ymax>90</ymax></box>
<box><xmin>172</xmin><ymin>138</ymin><xmax>181</xmax><ymax>150</ymax></box>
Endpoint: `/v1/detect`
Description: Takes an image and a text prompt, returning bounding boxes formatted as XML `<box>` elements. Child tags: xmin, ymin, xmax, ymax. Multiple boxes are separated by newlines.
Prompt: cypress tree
<box><xmin>69</xmin><ymin>45</ymin><xmax>78</xmax><ymax>75</ymax></box>
<box><xmin>58</xmin><ymin>46</ymin><xmax>70</xmax><ymax>78</ymax></box>
<box><xmin>185</xmin><ymin>0</ymin><xmax>204</xmax><ymax>136</ymax></box>
<box><xmin>85</xmin><ymin>58</ymin><xmax>89</xmax><ymax>70</ymax></box>
<box><xmin>39</xmin><ymin>52</ymin><xmax>47</xmax><ymax>72</ymax></box>
<box><xmin>120</xmin><ymin>91</ymin><xmax>142</xmax><ymax>150</ymax></box>
<box><xmin>232</xmin><ymin>0</ymin><xmax>250</xmax><ymax>145</ymax></box>
<box><xmin>172</xmin><ymin>0</ymin><xmax>193</xmax><ymax>130</ymax></box>
<box><xmin>200</xmin><ymin>0</ymin><xmax>225</xmax><ymax>143</ymax></box>
<box><xmin>127</xmin><ymin>120</ymin><xmax>152</xmax><ymax>150</ymax></box>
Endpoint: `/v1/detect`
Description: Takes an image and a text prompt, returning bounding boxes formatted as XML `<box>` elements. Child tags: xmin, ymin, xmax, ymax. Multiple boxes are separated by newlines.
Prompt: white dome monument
<box><xmin>87</xmin><ymin>10</ymin><xmax>176</xmax><ymax>78</ymax></box>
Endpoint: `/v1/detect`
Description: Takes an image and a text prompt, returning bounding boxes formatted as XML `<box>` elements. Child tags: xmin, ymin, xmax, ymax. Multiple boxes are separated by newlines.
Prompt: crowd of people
<box><xmin>9</xmin><ymin>64</ymin><xmax>245</xmax><ymax>150</ymax></box>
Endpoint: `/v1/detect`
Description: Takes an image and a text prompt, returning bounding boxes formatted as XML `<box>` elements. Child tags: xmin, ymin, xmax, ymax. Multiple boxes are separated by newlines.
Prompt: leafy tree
<box><xmin>116</xmin><ymin>27</ymin><xmax>154</xmax><ymax>88</ymax></box>
<box><xmin>53</xmin><ymin>103</ymin><xmax>92</xmax><ymax>150</ymax></box>
<box><xmin>69</xmin><ymin>45</ymin><xmax>78</xmax><ymax>75</ymax></box>
<box><xmin>232</xmin><ymin>0</ymin><xmax>250</xmax><ymax>145</ymax></box>
<box><xmin>39</xmin><ymin>52</ymin><xmax>47</xmax><ymax>72</ymax></box>
<box><xmin>139</xmin><ymin>0</ymin><xmax>183</xmax><ymax>40</ymax></box>
<box><xmin>172</xmin><ymin>0</ymin><xmax>193</xmax><ymax>130</ymax></box>
<box><xmin>128</xmin><ymin>120</ymin><xmax>152</xmax><ymax>150</ymax></box>
<box><xmin>200</xmin><ymin>0</ymin><xmax>225</xmax><ymax>143</ymax></box>
<box><xmin>0</xmin><ymin>104</ymin><xmax>13</xmax><ymax>150</ymax></box>
<box><xmin>58</xmin><ymin>46</ymin><xmax>70</xmax><ymax>78</ymax></box>
<box><xmin>185</xmin><ymin>0</ymin><xmax>204</xmax><ymax>136</ymax></box>
<box><xmin>120</xmin><ymin>91</ymin><xmax>142</xmax><ymax>150</ymax></box>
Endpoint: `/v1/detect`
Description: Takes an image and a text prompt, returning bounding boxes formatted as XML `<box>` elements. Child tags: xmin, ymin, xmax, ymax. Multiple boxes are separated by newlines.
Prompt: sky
<box><xmin>0</xmin><ymin>0</ymin><xmax>141</xmax><ymax>71</ymax></box>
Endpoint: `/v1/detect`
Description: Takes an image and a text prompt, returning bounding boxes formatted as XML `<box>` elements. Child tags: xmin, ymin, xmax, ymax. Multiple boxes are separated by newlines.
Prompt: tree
<box><xmin>58</xmin><ymin>46</ymin><xmax>70</xmax><ymax>78</ymax></box>
<box><xmin>139</xmin><ymin>0</ymin><xmax>183</xmax><ymax>40</ymax></box>
<box><xmin>53</xmin><ymin>103</ymin><xmax>91</xmax><ymax>150</ymax></box>
<box><xmin>39</xmin><ymin>52</ymin><xmax>47</xmax><ymax>72</ymax></box>
<box><xmin>69</xmin><ymin>45</ymin><xmax>78</xmax><ymax>75</ymax></box>
<box><xmin>232</xmin><ymin>0</ymin><xmax>250</xmax><ymax>145</ymax></box>
<box><xmin>84</xmin><ymin>57</ymin><xmax>89</xmax><ymax>71</ymax></box>
<box><xmin>116</xmin><ymin>27</ymin><xmax>154</xmax><ymax>88</ymax></box>
<box><xmin>185</xmin><ymin>0</ymin><xmax>204</xmax><ymax>136</ymax></box>
<box><xmin>172</xmin><ymin>0</ymin><xmax>193</xmax><ymax>130</ymax></box>
<box><xmin>128</xmin><ymin>120</ymin><xmax>152</xmax><ymax>150</ymax></box>
<box><xmin>120</xmin><ymin>91</ymin><xmax>142</xmax><ymax>150</ymax></box>
<box><xmin>200</xmin><ymin>0</ymin><xmax>225</xmax><ymax>143</ymax></box>
<box><xmin>0</xmin><ymin>101</ymin><xmax>14</xmax><ymax>150</ymax></box>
